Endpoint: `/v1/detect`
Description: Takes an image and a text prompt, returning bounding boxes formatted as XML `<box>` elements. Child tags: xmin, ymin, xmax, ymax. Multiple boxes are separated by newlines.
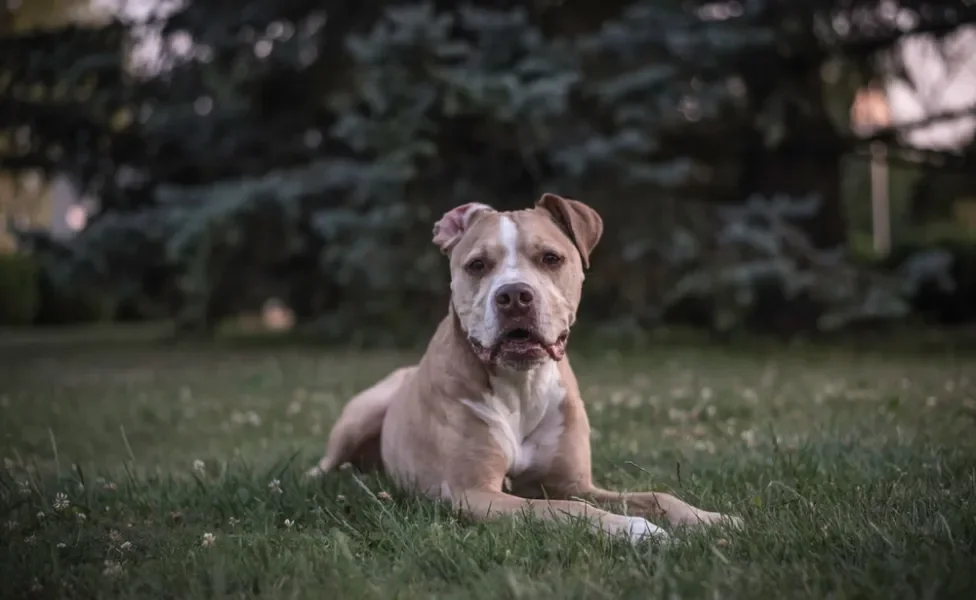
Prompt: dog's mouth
<box><xmin>469</xmin><ymin>327</ymin><xmax>569</xmax><ymax>365</ymax></box>
<box><xmin>503</xmin><ymin>328</ymin><xmax>535</xmax><ymax>342</ymax></box>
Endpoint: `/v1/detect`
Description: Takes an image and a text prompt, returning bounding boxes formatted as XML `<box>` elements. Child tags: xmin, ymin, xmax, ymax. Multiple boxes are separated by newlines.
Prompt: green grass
<box><xmin>2</xmin><ymin>329</ymin><xmax>976</xmax><ymax>599</ymax></box>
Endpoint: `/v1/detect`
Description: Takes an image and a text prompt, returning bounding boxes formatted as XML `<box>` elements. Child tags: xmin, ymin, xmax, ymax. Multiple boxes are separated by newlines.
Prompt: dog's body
<box><xmin>308</xmin><ymin>195</ymin><xmax>739</xmax><ymax>541</ymax></box>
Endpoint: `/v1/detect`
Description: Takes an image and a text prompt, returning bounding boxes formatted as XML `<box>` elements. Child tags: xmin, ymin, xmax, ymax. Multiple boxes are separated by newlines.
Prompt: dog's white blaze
<box><xmin>481</xmin><ymin>215</ymin><xmax>523</xmax><ymax>341</ymax></box>
<box><xmin>462</xmin><ymin>360</ymin><xmax>565</xmax><ymax>477</ymax></box>
<box><xmin>498</xmin><ymin>215</ymin><xmax>520</xmax><ymax>271</ymax></box>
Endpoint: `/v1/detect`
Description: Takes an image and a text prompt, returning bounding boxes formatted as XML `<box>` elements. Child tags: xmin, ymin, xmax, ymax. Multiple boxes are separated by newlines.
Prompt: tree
<box><xmin>2</xmin><ymin>0</ymin><xmax>973</xmax><ymax>337</ymax></box>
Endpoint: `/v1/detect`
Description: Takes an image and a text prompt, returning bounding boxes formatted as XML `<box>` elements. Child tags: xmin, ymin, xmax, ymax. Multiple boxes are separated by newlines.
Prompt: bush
<box><xmin>0</xmin><ymin>253</ymin><xmax>40</xmax><ymax>326</ymax></box>
<box><xmin>654</xmin><ymin>195</ymin><xmax>918</xmax><ymax>337</ymax></box>
<box><xmin>882</xmin><ymin>240</ymin><xmax>976</xmax><ymax>325</ymax></box>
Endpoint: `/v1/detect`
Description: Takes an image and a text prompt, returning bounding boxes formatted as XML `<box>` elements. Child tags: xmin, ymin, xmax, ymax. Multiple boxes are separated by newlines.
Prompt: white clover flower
<box><xmin>102</xmin><ymin>560</ymin><xmax>123</xmax><ymax>578</ymax></box>
<box><xmin>192</xmin><ymin>460</ymin><xmax>206</xmax><ymax>475</ymax></box>
<box><xmin>201</xmin><ymin>532</ymin><xmax>216</xmax><ymax>548</ymax></box>
<box><xmin>53</xmin><ymin>492</ymin><xmax>70</xmax><ymax>512</ymax></box>
<box><xmin>268</xmin><ymin>479</ymin><xmax>282</xmax><ymax>494</ymax></box>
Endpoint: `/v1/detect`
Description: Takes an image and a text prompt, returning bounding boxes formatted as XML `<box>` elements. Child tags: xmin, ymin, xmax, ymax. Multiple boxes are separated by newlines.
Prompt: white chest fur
<box><xmin>462</xmin><ymin>362</ymin><xmax>566</xmax><ymax>477</ymax></box>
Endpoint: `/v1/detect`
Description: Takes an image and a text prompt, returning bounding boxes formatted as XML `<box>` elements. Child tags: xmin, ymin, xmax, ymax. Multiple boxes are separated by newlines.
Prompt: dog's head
<box><xmin>433</xmin><ymin>193</ymin><xmax>603</xmax><ymax>371</ymax></box>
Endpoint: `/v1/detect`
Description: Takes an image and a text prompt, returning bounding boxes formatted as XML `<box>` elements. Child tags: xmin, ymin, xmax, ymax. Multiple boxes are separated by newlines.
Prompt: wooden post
<box><xmin>869</xmin><ymin>141</ymin><xmax>890</xmax><ymax>257</ymax></box>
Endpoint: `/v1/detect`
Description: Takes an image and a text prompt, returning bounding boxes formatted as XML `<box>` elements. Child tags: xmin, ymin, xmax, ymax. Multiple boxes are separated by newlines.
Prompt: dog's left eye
<box><xmin>541</xmin><ymin>252</ymin><xmax>563</xmax><ymax>267</ymax></box>
<box><xmin>465</xmin><ymin>258</ymin><xmax>487</xmax><ymax>274</ymax></box>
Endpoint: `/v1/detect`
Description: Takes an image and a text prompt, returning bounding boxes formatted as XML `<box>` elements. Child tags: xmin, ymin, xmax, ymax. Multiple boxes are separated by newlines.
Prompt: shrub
<box><xmin>654</xmin><ymin>194</ymin><xmax>923</xmax><ymax>337</ymax></box>
<box><xmin>884</xmin><ymin>240</ymin><xmax>976</xmax><ymax>325</ymax></box>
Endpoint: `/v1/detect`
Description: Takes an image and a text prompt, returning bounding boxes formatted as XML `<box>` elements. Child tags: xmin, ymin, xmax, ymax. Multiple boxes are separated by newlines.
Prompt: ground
<box><xmin>1</xmin><ymin>327</ymin><xmax>975</xmax><ymax>599</ymax></box>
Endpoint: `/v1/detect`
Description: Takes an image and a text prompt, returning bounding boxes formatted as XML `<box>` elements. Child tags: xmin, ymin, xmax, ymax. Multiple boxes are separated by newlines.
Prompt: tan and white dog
<box><xmin>307</xmin><ymin>193</ymin><xmax>740</xmax><ymax>541</ymax></box>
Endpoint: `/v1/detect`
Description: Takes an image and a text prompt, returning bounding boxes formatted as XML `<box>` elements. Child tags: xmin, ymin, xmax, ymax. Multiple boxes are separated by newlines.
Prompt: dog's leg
<box><xmin>306</xmin><ymin>366</ymin><xmax>415</xmax><ymax>478</ymax></box>
<box><xmin>449</xmin><ymin>489</ymin><xmax>669</xmax><ymax>543</ymax></box>
<box><xmin>516</xmin><ymin>479</ymin><xmax>739</xmax><ymax>529</ymax></box>
<box><xmin>573</xmin><ymin>487</ymin><xmax>742</xmax><ymax>529</ymax></box>
<box><xmin>532</xmin><ymin>378</ymin><xmax>742</xmax><ymax>530</ymax></box>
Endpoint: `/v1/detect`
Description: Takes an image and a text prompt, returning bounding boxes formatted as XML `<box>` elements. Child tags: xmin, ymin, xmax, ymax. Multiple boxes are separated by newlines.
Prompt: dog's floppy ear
<box><xmin>536</xmin><ymin>193</ymin><xmax>604</xmax><ymax>269</ymax></box>
<box><xmin>432</xmin><ymin>203</ymin><xmax>494</xmax><ymax>254</ymax></box>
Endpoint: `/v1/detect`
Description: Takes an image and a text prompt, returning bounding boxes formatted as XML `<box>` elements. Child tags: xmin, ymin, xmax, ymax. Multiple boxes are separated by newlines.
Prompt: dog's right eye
<box><xmin>465</xmin><ymin>259</ymin><xmax>486</xmax><ymax>275</ymax></box>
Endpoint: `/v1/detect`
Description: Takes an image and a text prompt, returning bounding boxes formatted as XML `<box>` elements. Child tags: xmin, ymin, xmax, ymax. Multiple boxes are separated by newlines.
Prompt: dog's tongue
<box><xmin>545</xmin><ymin>339</ymin><xmax>566</xmax><ymax>361</ymax></box>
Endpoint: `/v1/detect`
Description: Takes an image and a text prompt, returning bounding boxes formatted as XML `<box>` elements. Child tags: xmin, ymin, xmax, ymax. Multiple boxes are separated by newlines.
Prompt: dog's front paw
<box><xmin>621</xmin><ymin>516</ymin><xmax>669</xmax><ymax>543</ymax></box>
<box><xmin>695</xmin><ymin>511</ymin><xmax>743</xmax><ymax>530</ymax></box>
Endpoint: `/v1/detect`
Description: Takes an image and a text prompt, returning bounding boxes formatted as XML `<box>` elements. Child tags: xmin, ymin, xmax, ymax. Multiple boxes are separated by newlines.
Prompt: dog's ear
<box><xmin>432</xmin><ymin>203</ymin><xmax>494</xmax><ymax>254</ymax></box>
<box><xmin>536</xmin><ymin>193</ymin><xmax>604</xmax><ymax>269</ymax></box>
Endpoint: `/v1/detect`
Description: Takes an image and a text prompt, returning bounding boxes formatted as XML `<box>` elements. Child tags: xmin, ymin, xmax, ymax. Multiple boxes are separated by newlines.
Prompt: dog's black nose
<box><xmin>495</xmin><ymin>282</ymin><xmax>535</xmax><ymax>317</ymax></box>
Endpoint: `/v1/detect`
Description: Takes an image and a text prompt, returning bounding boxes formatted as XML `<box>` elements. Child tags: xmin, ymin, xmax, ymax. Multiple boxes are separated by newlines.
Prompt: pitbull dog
<box><xmin>307</xmin><ymin>193</ymin><xmax>740</xmax><ymax>541</ymax></box>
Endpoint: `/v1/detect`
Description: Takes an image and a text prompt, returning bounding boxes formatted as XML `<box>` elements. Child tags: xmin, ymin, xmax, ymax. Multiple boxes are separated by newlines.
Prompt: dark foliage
<box><xmin>2</xmin><ymin>0</ymin><xmax>975</xmax><ymax>339</ymax></box>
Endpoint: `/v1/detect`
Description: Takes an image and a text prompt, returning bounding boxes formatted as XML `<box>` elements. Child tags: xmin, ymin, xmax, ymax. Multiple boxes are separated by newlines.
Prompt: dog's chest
<box><xmin>463</xmin><ymin>364</ymin><xmax>566</xmax><ymax>477</ymax></box>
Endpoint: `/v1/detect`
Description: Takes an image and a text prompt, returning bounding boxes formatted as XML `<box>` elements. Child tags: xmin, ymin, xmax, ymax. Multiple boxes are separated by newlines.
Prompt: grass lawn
<box><xmin>1</xmin><ymin>329</ymin><xmax>975</xmax><ymax>599</ymax></box>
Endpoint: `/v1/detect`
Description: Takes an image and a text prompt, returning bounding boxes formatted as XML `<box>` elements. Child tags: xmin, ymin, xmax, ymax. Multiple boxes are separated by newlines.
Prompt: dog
<box><xmin>307</xmin><ymin>193</ymin><xmax>740</xmax><ymax>541</ymax></box>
